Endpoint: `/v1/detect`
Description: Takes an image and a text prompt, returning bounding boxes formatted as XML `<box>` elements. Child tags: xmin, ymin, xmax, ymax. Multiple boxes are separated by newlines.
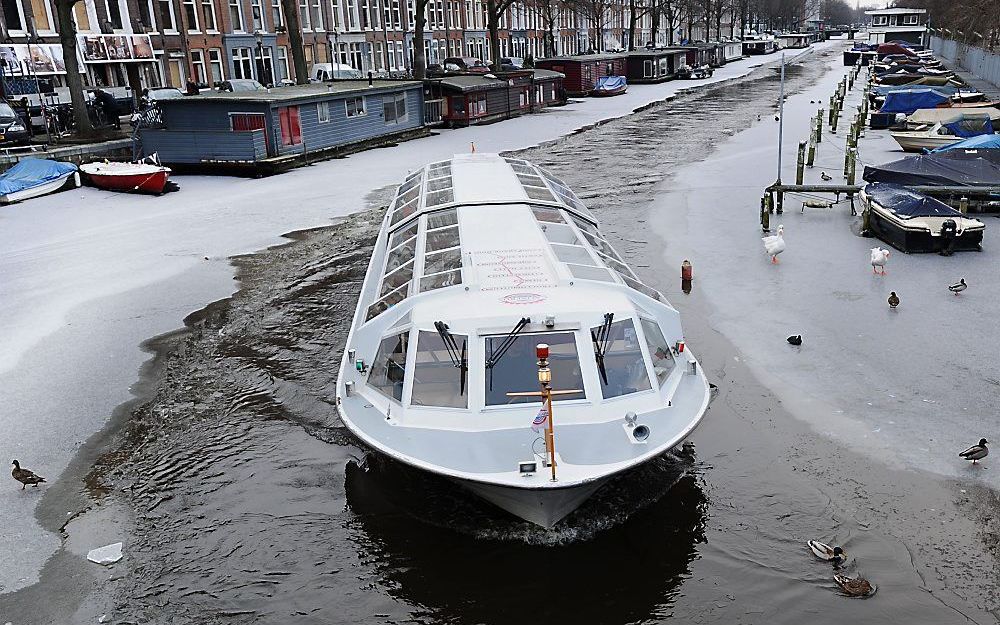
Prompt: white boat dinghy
<box><xmin>336</xmin><ymin>153</ymin><xmax>711</xmax><ymax>528</ymax></box>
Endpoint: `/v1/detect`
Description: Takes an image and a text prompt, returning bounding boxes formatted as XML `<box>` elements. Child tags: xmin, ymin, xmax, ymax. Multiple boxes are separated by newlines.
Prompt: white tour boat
<box><xmin>336</xmin><ymin>153</ymin><xmax>711</xmax><ymax>528</ymax></box>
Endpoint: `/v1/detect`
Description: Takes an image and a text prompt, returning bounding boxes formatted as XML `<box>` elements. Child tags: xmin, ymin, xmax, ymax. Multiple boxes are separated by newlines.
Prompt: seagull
<box><xmin>949</xmin><ymin>278</ymin><xmax>967</xmax><ymax>295</ymax></box>
<box><xmin>808</xmin><ymin>540</ymin><xmax>846</xmax><ymax>565</ymax></box>
<box><xmin>787</xmin><ymin>335</ymin><xmax>802</xmax><ymax>346</ymax></box>
<box><xmin>959</xmin><ymin>438</ymin><xmax>988</xmax><ymax>464</ymax></box>
<box><xmin>11</xmin><ymin>460</ymin><xmax>45</xmax><ymax>490</ymax></box>
<box><xmin>821</xmin><ymin>171</ymin><xmax>833</xmax><ymax>181</ymax></box>
<box><xmin>834</xmin><ymin>574</ymin><xmax>877</xmax><ymax>597</ymax></box>
<box><xmin>870</xmin><ymin>247</ymin><xmax>889</xmax><ymax>275</ymax></box>
<box><xmin>762</xmin><ymin>224</ymin><xmax>785</xmax><ymax>264</ymax></box>
<box><xmin>888</xmin><ymin>292</ymin><xmax>900</xmax><ymax>309</ymax></box>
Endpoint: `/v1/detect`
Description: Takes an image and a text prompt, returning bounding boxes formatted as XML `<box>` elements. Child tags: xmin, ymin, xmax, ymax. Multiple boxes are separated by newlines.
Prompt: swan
<box><xmin>870</xmin><ymin>247</ymin><xmax>889</xmax><ymax>275</ymax></box>
<box><xmin>763</xmin><ymin>225</ymin><xmax>785</xmax><ymax>264</ymax></box>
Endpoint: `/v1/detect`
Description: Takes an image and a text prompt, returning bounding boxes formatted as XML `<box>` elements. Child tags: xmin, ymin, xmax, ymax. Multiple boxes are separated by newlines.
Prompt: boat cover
<box><xmin>910</xmin><ymin>107</ymin><xmax>1000</xmax><ymax>125</ymax></box>
<box><xmin>877</xmin><ymin>43</ymin><xmax>917</xmax><ymax>57</ymax></box>
<box><xmin>865</xmin><ymin>183</ymin><xmax>965</xmax><ymax>219</ymax></box>
<box><xmin>0</xmin><ymin>159</ymin><xmax>76</xmax><ymax>196</ymax></box>
<box><xmin>872</xmin><ymin>84</ymin><xmax>958</xmax><ymax>98</ymax></box>
<box><xmin>879</xmin><ymin>89</ymin><xmax>950</xmax><ymax>114</ymax></box>
<box><xmin>943</xmin><ymin>117</ymin><xmax>993</xmax><ymax>138</ymax></box>
<box><xmin>595</xmin><ymin>76</ymin><xmax>627</xmax><ymax>91</ymax></box>
<box><xmin>931</xmin><ymin>134</ymin><xmax>1000</xmax><ymax>152</ymax></box>
<box><xmin>863</xmin><ymin>150</ymin><xmax>1000</xmax><ymax>186</ymax></box>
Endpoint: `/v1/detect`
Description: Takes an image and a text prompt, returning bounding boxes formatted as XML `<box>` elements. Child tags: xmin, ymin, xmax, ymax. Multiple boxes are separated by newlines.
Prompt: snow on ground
<box><xmin>653</xmin><ymin>49</ymin><xmax>1000</xmax><ymax>483</ymax></box>
<box><xmin>0</xmin><ymin>42</ymin><xmax>832</xmax><ymax>594</ymax></box>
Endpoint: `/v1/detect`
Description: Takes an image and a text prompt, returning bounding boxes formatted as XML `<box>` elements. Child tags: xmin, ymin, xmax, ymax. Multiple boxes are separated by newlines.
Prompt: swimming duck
<box><xmin>787</xmin><ymin>335</ymin><xmax>802</xmax><ymax>346</ymax></box>
<box><xmin>11</xmin><ymin>460</ymin><xmax>45</xmax><ymax>490</ymax></box>
<box><xmin>834</xmin><ymin>574</ymin><xmax>877</xmax><ymax>597</ymax></box>
<box><xmin>888</xmin><ymin>292</ymin><xmax>899</xmax><ymax>309</ymax></box>
<box><xmin>870</xmin><ymin>247</ymin><xmax>889</xmax><ymax>275</ymax></box>
<box><xmin>808</xmin><ymin>540</ymin><xmax>846</xmax><ymax>565</ymax></box>
<box><xmin>949</xmin><ymin>278</ymin><xmax>967</xmax><ymax>295</ymax></box>
<box><xmin>959</xmin><ymin>438</ymin><xmax>989</xmax><ymax>464</ymax></box>
<box><xmin>762</xmin><ymin>225</ymin><xmax>785</xmax><ymax>264</ymax></box>
<box><xmin>821</xmin><ymin>171</ymin><xmax>833</xmax><ymax>181</ymax></box>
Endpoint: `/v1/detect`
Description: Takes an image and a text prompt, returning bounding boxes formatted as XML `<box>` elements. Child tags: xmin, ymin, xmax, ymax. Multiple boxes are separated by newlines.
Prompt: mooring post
<box><xmin>761</xmin><ymin>196</ymin><xmax>770</xmax><ymax>231</ymax></box>
<box><xmin>817</xmin><ymin>109</ymin><xmax>824</xmax><ymax>140</ymax></box>
<box><xmin>844</xmin><ymin>141</ymin><xmax>852</xmax><ymax>176</ymax></box>
<box><xmin>807</xmin><ymin>138</ymin><xmax>816</xmax><ymax>167</ymax></box>
<box><xmin>960</xmin><ymin>196</ymin><xmax>969</xmax><ymax>214</ymax></box>
<box><xmin>847</xmin><ymin>148</ymin><xmax>857</xmax><ymax>185</ymax></box>
<box><xmin>777</xmin><ymin>188</ymin><xmax>784</xmax><ymax>214</ymax></box>
<box><xmin>828</xmin><ymin>100</ymin><xmax>835</xmax><ymax>124</ymax></box>
<box><xmin>831</xmin><ymin>109</ymin><xmax>839</xmax><ymax>133</ymax></box>
<box><xmin>766</xmin><ymin>190</ymin><xmax>774</xmax><ymax>214</ymax></box>
<box><xmin>796</xmin><ymin>141</ymin><xmax>806</xmax><ymax>184</ymax></box>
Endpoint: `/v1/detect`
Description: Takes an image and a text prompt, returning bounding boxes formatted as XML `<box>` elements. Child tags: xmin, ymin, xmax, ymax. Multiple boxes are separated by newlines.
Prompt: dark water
<box><xmin>78</xmin><ymin>49</ymin><xmax>993</xmax><ymax>624</ymax></box>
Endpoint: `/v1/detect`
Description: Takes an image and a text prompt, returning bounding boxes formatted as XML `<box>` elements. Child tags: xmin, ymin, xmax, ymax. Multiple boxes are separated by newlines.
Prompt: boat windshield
<box><xmin>591</xmin><ymin>318</ymin><xmax>652</xmax><ymax>399</ymax></box>
<box><xmin>368</xmin><ymin>331</ymin><xmax>410</xmax><ymax>401</ymax></box>
<box><xmin>640</xmin><ymin>318</ymin><xmax>675</xmax><ymax>386</ymax></box>
<box><xmin>485</xmin><ymin>332</ymin><xmax>585</xmax><ymax>405</ymax></box>
<box><xmin>411</xmin><ymin>330</ymin><xmax>467</xmax><ymax>408</ymax></box>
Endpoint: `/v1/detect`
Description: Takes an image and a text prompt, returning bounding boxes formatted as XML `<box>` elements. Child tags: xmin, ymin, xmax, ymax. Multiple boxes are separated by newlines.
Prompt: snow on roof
<box><xmin>865</xmin><ymin>7</ymin><xmax>926</xmax><ymax>14</ymax></box>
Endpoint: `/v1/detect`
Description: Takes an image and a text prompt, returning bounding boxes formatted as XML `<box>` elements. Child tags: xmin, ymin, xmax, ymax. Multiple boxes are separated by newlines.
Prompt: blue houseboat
<box><xmin>140</xmin><ymin>80</ymin><xmax>427</xmax><ymax>170</ymax></box>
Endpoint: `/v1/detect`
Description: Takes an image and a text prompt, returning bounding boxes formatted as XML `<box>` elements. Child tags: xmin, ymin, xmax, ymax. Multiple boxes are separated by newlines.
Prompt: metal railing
<box><xmin>423</xmin><ymin>98</ymin><xmax>444</xmax><ymax>126</ymax></box>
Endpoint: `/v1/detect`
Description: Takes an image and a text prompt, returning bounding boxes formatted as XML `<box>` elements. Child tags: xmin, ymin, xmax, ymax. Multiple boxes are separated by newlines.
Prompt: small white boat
<box><xmin>861</xmin><ymin>183</ymin><xmax>985</xmax><ymax>253</ymax></box>
<box><xmin>891</xmin><ymin>121</ymin><xmax>995</xmax><ymax>152</ymax></box>
<box><xmin>337</xmin><ymin>153</ymin><xmax>711</xmax><ymax>528</ymax></box>
<box><xmin>0</xmin><ymin>158</ymin><xmax>79</xmax><ymax>204</ymax></box>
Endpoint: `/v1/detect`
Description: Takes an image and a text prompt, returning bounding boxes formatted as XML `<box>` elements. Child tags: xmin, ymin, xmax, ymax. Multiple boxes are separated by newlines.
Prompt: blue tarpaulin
<box><xmin>878</xmin><ymin>88</ymin><xmax>950</xmax><ymax>114</ymax></box>
<box><xmin>864</xmin><ymin>183</ymin><xmax>965</xmax><ymax>220</ymax></box>
<box><xmin>943</xmin><ymin>117</ymin><xmax>993</xmax><ymax>138</ymax></box>
<box><xmin>0</xmin><ymin>158</ymin><xmax>76</xmax><ymax>196</ymax></box>
<box><xmin>873</xmin><ymin>84</ymin><xmax>959</xmax><ymax>98</ymax></box>
<box><xmin>594</xmin><ymin>76</ymin><xmax>627</xmax><ymax>93</ymax></box>
<box><xmin>932</xmin><ymin>134</ymin><xmax>1000</xmax><ymax>152</ymax></box>
<box><xmin>863</xmin><ymin>150</ymin><xmax>1000</xmax><ymax>186</ymax></box>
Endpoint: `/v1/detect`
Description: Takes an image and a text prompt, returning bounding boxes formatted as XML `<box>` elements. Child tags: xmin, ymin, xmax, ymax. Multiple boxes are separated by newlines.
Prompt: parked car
<box><xmin>311</xmin><ymin>63</ymin><xmax>364</xmax><ymax>80</ymax></box>
<box><xmin>217</xmin><ymin>79</ymin><xmax>267</xmax><ymax>92</ymax></box>
<box><xmin>443</xmin><ymin>57</ymin><xmax>491</xmax><ymax>73</ymax></box>
<box><xmin>146</xmin><ymin>87</ymin><xmax>184</xmax><ymax>101</ymax></box>
<box><xmin>499</xmin><ymin>57</ymin><xmax>524</xmax><ymax>69</ymax></box>
<box><xmin>0</xmin><ymin>101</ymin><xmax>29</xmax><ymax>144</ymax></box>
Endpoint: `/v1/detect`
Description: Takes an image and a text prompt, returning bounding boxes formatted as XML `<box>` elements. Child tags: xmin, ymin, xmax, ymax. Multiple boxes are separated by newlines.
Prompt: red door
<box><xmin>278</xmin><ymin>106</ymin><xmax>302</xmax><ymax>147</ymax></box>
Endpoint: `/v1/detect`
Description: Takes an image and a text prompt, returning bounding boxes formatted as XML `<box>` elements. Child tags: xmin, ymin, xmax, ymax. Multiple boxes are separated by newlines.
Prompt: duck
<box><xmin>949</xmin><ymin>278</ymin><xmax>967</xmax><ymax>295</ymax></box>
<box><xmin>762</xmin><ymin>225</ymin><xmax>785</xmax><ymax>264</ymax></box>
<box><xmin>787</xmin><ymin>334</ymin><xmax>802</xmax><ymax>346</ymax></box>
<box><xmin>888</xmin><ymin>291</ymin><xmax>899</xmax><ymax>309</ymax></box>
<box><xmin>870</xmin><ymin>247</ymin><xmax>889</xmax><ymax>275</ymax></box>
<box><xmin>834</xmin><ymin>574</ymin><xmax>877</xmax><ymax>597</ymax></box>
<box><xmin>959</xmin><ymin>438</ymin><xmax>989</xmax><ymax>464</ymax></box>
<box><xmin>11</xmin><ymin>460</ymin><xmax>45</xmax><ymax>490</ymax></box>
<box><xmin>808</xmin><ymin>540</ymin><xmax>846</xmax><ymax>565</ymax></box>
<box><xmin>820</xmin><ymin>171</ymin><xmax>833</xmax><ymax>181</ymax></box>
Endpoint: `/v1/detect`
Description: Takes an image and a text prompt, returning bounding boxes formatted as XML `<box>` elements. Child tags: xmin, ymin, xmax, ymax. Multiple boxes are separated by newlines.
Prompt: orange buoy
<box><xmin>681</xmin><ymin>259</ymin><xmax>693</xmax><ymax>281</ymax></box>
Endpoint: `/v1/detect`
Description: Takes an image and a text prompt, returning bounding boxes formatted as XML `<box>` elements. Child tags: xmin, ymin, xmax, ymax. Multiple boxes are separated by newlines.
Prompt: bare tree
<box><xmin>522</xmin><ymin>0</ymin><xmax>562</xmax><ymax>56</ymax></box>
<box><xmin>412</xmin><ymin>0</ymin><xmax>432</xmax><ymax>78</ymax></box>
<box><xmin>281</xmin><ymin>0</ymin><xmax>310</xmax><ymax>83</ymax></box>
<box><xmin>564</xmin><ymin>0</ymin><xmax>613</xmax><ymax>51</ymax></box>
<box><xmin>486</xmin><ymin>0</ymin><xmax>519</xmax><ymax>69</ymax></box>
<box><xmin>54</xmin><ymin>0</ymin><xmax>94</xmax><ymax>135</ymax></box>
<box><xmin>627</xmin><ymin>0</ymin><xmax>657</xmax><ymax>49</ymax></box>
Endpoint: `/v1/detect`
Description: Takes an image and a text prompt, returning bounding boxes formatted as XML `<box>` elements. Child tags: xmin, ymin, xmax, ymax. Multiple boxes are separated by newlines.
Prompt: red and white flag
<box><xmin>531</xmin><ymin>405</ymin><xmax>549</xmax><ymax>433</ymax></box>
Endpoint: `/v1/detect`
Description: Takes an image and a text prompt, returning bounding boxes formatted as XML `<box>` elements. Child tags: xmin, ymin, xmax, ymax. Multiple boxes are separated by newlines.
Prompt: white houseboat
<box><xmin>336</xmin><ymin>153</ymin><xmax>711</xmax><ymax>527</ymax></box>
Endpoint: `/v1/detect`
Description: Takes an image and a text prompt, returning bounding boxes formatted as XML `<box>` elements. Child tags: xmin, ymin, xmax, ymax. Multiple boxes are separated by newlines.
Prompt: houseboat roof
<box><xmin>531</xmin><ymin>69</ymin><xmax>566</xmax><ymax>80</ymax></box>
<box><xmin>431</xmin><ymin>75</ymin><xmax>508</xmax><ymax>92</ymax></box>
<box><xmin>538</xmin><ymin>53</ymin><xmax>625</xmax><ymax>63</ymax></box>
<box><xmin>865</xmin><ymin>7</ymin><xmax>926</xmax><ymax>14</ymax></box>
<box><xmin>171</xmin><ymin>80</ymin><xmax>422</xmax><ymax>104</ymax></box>
<box><xmin>627</xmin><ymin>48</ymin><xmax>686</xmax><ymax>57</ymax></box>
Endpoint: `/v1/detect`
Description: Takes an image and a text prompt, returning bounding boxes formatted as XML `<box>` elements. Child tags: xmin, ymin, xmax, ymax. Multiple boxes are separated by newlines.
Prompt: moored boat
<box><xmin>592</xmin><ymin>75</ymin><xmax>627</xmax><ymax>96</ymax></box>
<box><xmin>336</xmin><ymin>153</ymin><xmax>711</xmax><ymax>528</ymax></box>
<box><xmin>80</xmin><ymin>160</ymin><xmax>172</xmax><ymax>194</ymax></box>
<box><xmin>0</xmin><ymin>158</ymin><xmax>79</xmax><ymax>204</ymax></box>
<box><xmin>861</xmin><ymin>183</ymin><xmax>985</xmax><ymax>253</ymax></box>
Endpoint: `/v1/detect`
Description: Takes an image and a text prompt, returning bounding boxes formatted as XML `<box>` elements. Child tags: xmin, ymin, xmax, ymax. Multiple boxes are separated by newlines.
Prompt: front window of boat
<box><xmin>368</xmin><ymin>331</ymin><xmax>410</xmax><ymax>402</ymax></box>
<box><xmin>411</xmin><ymin>330</ymin><xmax>468</xmax><ymax>408</ymax></box>
<box><xmin>640</xmin><ymin>318</ymin><xmax>675</xmax><ymax>386</ymax></box>
<box><xmin>484</xmin><ymin>332</ymin><xmax>585</xmax><ymax>405</ymax></box>
<box><xmin>591</xmin><ymin>318</ymin><xmax>652</xmax><ymax>399</ymax></box>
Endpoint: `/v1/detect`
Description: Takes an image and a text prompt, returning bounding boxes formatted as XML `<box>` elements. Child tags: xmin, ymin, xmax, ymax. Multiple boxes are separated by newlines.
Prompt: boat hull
<box><xmin>459</xmin><ymin>477</ymin><xmax>607</xmax><ymax>528</ymax></box>
<box><xmin>866</xmin><ymin>204</ymin><xmax>984</xmax><ymax>253</ymax></box>
<box><xmin>591</xmin><ymin>87</ymin><xmax>627</xmax><ymax>97</ymax></box>
<box><xmin>0</xmin><ymin>171</ymin><xmax>77</xmax><ymax>204</ymax></box>
<box><xmin>890</xmin><ymin>133</ymin><xmax>964</xmax><ymax>152</ymax></box>
<box><xmin>85</xmin><ymin>170</ymin><xmax>170</xmax><ymax>194</ymax></box>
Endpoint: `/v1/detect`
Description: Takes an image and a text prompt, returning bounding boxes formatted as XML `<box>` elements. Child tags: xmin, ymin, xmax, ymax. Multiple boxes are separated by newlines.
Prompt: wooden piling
<box><xmin>847</xmin><ymin>149</ymin><xmax>857</xmax><ymax>185</ymax></box>
<box><xmin>807</xmin><ymin>139</ymin><xmax>816</xmax><ymax>167</ymax></box>
<box><xmin>817</xmin><ymin>109</ymin><xmax>824</xmax><ymax>141</ymax></box>
<box><xmin>761</xmin><ymin>196</ymin><xmax>770</xmax><ymax>231</ymax></box>
<box><xmin>960</xmin><ymin>196</ymin><xmax>968</xmax><ymax>214</ymax></box>
<box><xmin>796</xmin><ymin>140</ymin><xmax>806</xmax><ymax>184</ymax></box>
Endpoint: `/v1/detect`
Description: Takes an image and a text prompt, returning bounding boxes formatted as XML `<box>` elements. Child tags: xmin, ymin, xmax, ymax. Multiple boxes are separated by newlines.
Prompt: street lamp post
<box><xmin>254</xmin><ymin>29</ymin><xmax>271</xmax><ymax>86</ymax></box>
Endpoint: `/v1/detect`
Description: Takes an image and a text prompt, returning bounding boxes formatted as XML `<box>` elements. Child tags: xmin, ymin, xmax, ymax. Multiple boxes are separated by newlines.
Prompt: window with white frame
<box><xmin>311</xmin><ymin>0</ymin><xmax>323</xmax><ymax>29</ymax></box>
<box><xmin>277</xmin><ymin>46</ymin><xmax>289</xmax><ymax>80</ymax></box>
<box><xmin>232</xmin><ymin>46</ymin><xmax>254</xmax><ymax>78</ymax></box>
<box><xmin>272</xmin><ymin>0</ymin><xmax>282</xmax><ymax>28</ymax></box>
<box><xmin>902</xmin><ymin>13</ymin><xmax>919</xmax><ymax>25</ymax></box>
<box><xmin>191</xmin><ymin>49</ymin><xmax>207</xmax><ymax>83</ymax></box>
<box><xmin>183</xmin><ymin>0</ymin><xmax>199</xmax><ymax>30</ymax></box>
<box><xmin>330</xmin><ymin>0</ymin><xmax>341</xmax><ymax>28</ymax></box>
<box><xmin>201</xmin><ymin>0</ymin><xmax>217</xmax><ymax>30</ymax></box>
<box><xmin>346</xmin><ymin>95</ymin><xmax>365</xmax><ymax>116</ymax></box>
<box><xmin>229</xmin><ymin>0</ymin><xmax>244</xmax><ymax>31</ymax></box>
<box><xmin>872</xmin><ymin>15</ymin><xmax>887</xmax><ymax>26</ymax></box>
<box><xmin>158</xmin><ymin>0</ymin><xmax>178</xmax><ymax>30</ymax></box>
<box><xmin>250</xmin><ymin>0</ymin><xmax>263</xmax><ymax>29</ymax></box>
<box><xmin>299</xmin><ymin>0</ymin><xmax>311</xmax><ymax>28</ymax></box>
<box><xmin>209</xmin><ymin>48</ymin><xmax>225</xmax><ymax>83</ymax></box>
<box><xmin>469</xmin><ymin>93</ymin><xmax>486</xmax><ymax>116</ymax></box>
<box><xmin>105</xmin><ymin>0</ymin><xmax>123</xmax><ymax>29</ymax></box>
<box><xmin>1</xmin><ymin>0</ymin><xmax>23</xmax><ymax>30</ymax></box>
<box><xmin>346</xmin><ymin>0</ymin><xmax>358</xmax><ymax>28</ymax></box>
<box><xmin>383</xmin><ymin>92</ymin><xmax>407</xmax><ymax>124</ymax></box>
<box><xmin>318</xmin><ymin>101</ymin><xmax>331</xmax><ymax>122</ymax></box>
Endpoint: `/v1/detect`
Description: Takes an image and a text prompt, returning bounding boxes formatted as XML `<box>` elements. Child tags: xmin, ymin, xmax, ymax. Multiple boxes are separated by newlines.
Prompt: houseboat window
<box><xmin>411</xmin><ymin>330</ymin><xmax>468</xmax><ymax>408</ymax></box>
<box><xmin>550</xmin><ymin>243</ymin><xmax>595</xmax><ymax>265</ymax></box>
<box><xmin>592</xmin><ymin>318</ymin><xmax>652</xmax><ymax>398</ymax></box>
<box><xmin>567</xmin><ymin>264</ymin><xmax>615</xmax><ymax>282</ymax></box>
<box><xmin>469</xmin><ymin>94</ymin><xmax>487</xmax><ymax>116</ymax></box>
<box><xmin>317</xmin><ymin>101</ymin><xmax>330</xmax><ymax>123</ymax></box>
<box><xmin>485</xmin><ymin>332</ymin><xmax>585</xmax><ymax>405</ymax></box>
<box><xmin>640</xmin><ymin>318</ymin><xmax>675</xmax><ymax>385</ymax></box>
<box><xmin>425</xmin><ymin>225</ymin><xmax>460</xmax><ymax>252</ymax></box>
<box><xmin>532</xmin><ymin>206</ymin><xmax>565</xmax><ymax>224</ymax></box>
<box><xmin>384</xmin><ymin>93</ymin><xmax>408</xmax><ymax>124</ymax></box>
<box><xmin>346</xmin><ymin>96</ymin><xmax>366</xmax><ymax>117</ymax></box>
<box><xmin>427</xmin><ymin>208</ymin><xmax>458</xmax><ymax>229</ymax></box>
<box><xmin>420</xmin><ymin>269</ymin><xmax>461</xmax><ymax>292</ymax></box>
<box><xmin>423</xmin><ymin>248</ymin><xmax>462</xmax><ymax>275</ymax></box>
<box><xmin>368</xmin><ymin>331</ymin><xmax>410</xmax><ymax>401</ymax></box>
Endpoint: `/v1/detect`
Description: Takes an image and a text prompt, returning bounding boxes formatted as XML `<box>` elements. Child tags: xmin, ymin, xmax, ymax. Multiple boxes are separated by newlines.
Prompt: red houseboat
<box><xmin>535</xmin><ymin>54</ymin><xmax>627</xmax><ymax>96</ymax></box>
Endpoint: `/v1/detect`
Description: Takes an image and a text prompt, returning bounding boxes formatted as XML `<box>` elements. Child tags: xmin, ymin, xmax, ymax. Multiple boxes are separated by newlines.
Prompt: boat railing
<box><xmin>424</xmin><ymin>98</ymin><xmax>445</xmax><ymax>126</ymax></box>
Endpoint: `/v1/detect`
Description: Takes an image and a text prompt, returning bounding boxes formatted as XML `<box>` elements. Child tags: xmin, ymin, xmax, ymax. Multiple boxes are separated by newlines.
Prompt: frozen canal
<box><xmin>2</xmin><ymin>39</ymin><xmax>999</xmax><ymax>625</ymax></box>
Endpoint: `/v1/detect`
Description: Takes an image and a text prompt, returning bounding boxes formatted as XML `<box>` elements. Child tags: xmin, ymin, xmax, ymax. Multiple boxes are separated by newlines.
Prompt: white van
<box><xmin>311</xmin><ymin>63</ymin><xmax>364</xmax><ymax>81</ymax></box>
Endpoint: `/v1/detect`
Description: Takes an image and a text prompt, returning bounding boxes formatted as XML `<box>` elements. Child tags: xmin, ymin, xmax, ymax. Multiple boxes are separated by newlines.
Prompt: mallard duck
<box><xmin>888</xmin><ymin>292</ymin><xmax>900</xmax><ymax>309</ymax></box>
<box><xmin>821</xmin><ymin>171</ymin><xmax>833</xmax><ymax>181</ymax></box>
<box><xmin>870</xmin><ymin>247</ymin><xmax>889</xmax><ymax>275</ymax></box>
<box><xmin>762</xmin><ymin>225</ymin><xmax>785</xmax><ymax>264</ymax></box>
<box><xmin>808</xmin><ymin>540</ymin><xmax>846</xmax><ymax>564</ymax></box>
<box><xmin>787</xmin><ymin>335</ymin><xmax>802</xmax><ymax>346</ymax></box>
<box><xmin>11</xmin><ymin>460</ymin><xmax>45</xmax><ymax>489</ymax></box>
<box><xmin>834</xmin><ymin>574</ymin><xmax>877</xmax><ymax>597</ymax></box>
<box><xmin>949</xmin><ymin>279</ymin><xmax>967</xmax><ymax>296</ymax></box>
<box><xmin>959</xmin><ymin>438</ymin><xmax>988</xmax><ymax>464</ymax></box>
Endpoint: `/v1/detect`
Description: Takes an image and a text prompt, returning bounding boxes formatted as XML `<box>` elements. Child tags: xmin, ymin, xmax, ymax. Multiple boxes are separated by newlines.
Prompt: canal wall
<box><xmin>929</xmin><ymin>35</ymin><xmax>1000</xmax><ymax>93</ymax></box>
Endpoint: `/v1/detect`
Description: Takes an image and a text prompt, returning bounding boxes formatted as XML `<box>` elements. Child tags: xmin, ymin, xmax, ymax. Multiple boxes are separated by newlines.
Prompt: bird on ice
<box><xmin>949</xmin><ymin>278</ymin><xmax>967</xmax><ymax>295</ymax></box>
<box><xmin>888</xmin><ymin>292</ymin><xmax>900</xmax><ymax>309</ymax></box>
<box><xmin>870</xmin><ymin>247</ymin><xmax>889</xmax><ymax>275</ymax></box>
<box><xmin>959</xmin><ymin>438</ymin><xmax>989</xmax><ymax>464</ymax></box>
<box><xmin>11</xmin><ymin>460</ymin><xmax>45</xmax><ymax>489</ymax></box>
<box><xmin>763</xmin><ymin>225</ymin><xmax>785</xmax><ymax>264</ymax></box>
<box><xmin>787</xmin><ymin>335</ymin><xmax>802</xmax><ymax>346</ymax></box>
<box><xmin>820</xmin><ymin>171</ymin><xmax>833</xmax><ymax>181</ymax></box>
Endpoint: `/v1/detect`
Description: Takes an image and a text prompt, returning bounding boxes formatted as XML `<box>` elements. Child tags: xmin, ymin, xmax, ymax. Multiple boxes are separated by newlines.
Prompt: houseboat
<box><xmin>426</xmin><ymin>74</ymin><xmax>523</xmax><ymax>127</ymax></box>
<box><xmin>626</xmin><ymin>49</ymin><xmax>688</xmax><ymax>83</ymax></box>
<box><xmin>776</xmin><ymin>33</ymin><xmax>814</xmax><ymax>49</ymax></box>
<box><xmin>336</xmin><ymin>153</ymin><xmax>711</xmax><ymax>527</ymax></box>
<box><xmin>529</xmin><ymin>69</ymin><xmax>568</xmax><ymax>110</ymax></box>
<box><xmin>536</xmin><ymin>54</ymin><xmax>627</xmax><ymax>96</ymax></box>
<box><xmin>139</xmin><ymin>81</ymin><xmax>425</xmax><ymax>167</ymax></box>
<box><xmin>720</xmin><ymin>40</ymin><xmax>745</xmax><ymax>63</ymax></box>
<box><xmin>743</xmin><ymin>37</ymin><xmax>779</xmax><ymax>55</ymax></box>
<box><xmin>861</xmin><ymin>183</ymin><xmax>984</xmax><ymax>253</ymax></box>
<box><xmin>667</xmin><ymin>45</ymin><xmax>715</xmax><ymax>68</ymax></box>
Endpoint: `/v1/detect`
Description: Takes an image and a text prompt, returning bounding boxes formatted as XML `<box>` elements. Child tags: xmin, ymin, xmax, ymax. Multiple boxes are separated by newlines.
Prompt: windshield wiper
<box><xmin>591</xmin><ymin>312</ymin><xmax>614</xmax><ymax>386</ymax></box>
<box><xmin>485</xmin><ymin>317</ymin><xmax>531</xmax><ymax>391</ymax></box>
<box><xmin>434</xmin><ymin>320</ymin><xmax>468</xmax><ymax>395</ymax></box>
